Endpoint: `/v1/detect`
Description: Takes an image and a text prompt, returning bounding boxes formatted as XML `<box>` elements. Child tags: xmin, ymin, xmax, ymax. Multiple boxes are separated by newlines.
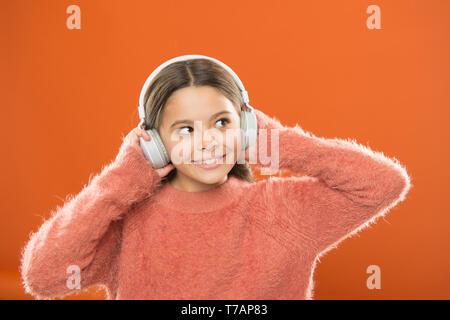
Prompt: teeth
<box><xmin>194</xmin><ymin>155</ymin><xmax>223</xmax><ymax>165</ymax></box>
<box><xmin>205</xmin><ymin>158</ymin><xmax>217</xmax><ymax>164</ymax></box>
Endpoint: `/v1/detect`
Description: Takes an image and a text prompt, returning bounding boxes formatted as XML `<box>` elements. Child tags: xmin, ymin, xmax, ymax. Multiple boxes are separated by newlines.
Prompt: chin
<box><xmin>190</xmin><ymin>165</ymin><xmax>233</xmax><ymax>185</ymax></box>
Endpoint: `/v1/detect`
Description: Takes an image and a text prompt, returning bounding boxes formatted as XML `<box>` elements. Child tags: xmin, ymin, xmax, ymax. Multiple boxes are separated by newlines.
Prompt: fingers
<box><xmin>156</xmin><ymin>163</ymin><xmax>176</xmax><ymax>178</ymax></box>
<box><xmin>137</xmin><ymin>128</ymin><xmax>151</xmax><ymax>141</ymax></box>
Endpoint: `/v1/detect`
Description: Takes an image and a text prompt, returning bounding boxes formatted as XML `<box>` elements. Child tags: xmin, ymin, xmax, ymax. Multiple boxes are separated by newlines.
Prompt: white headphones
<box><xmin>137</xmin><ymin>54</ymin><xmax>258</xmax><ymax>168</ymax></box>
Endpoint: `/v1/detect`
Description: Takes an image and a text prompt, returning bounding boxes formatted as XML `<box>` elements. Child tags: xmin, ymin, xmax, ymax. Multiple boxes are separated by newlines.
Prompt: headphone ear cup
<box><xmin>139</xmin><ymin>129</ymin><xmax>170</xmax><ymax>168</ymax></box>
<box><xmin>240</xmin><ymin>109</ymin><xmax>258</xmax><ymax>150</ymax></box>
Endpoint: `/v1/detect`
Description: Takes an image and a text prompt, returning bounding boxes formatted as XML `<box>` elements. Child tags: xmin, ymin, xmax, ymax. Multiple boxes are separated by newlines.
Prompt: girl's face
<box><xmin>158</xmin><ymin>85</ymin><xmax>243</xmax><ymax>189</ymax></box>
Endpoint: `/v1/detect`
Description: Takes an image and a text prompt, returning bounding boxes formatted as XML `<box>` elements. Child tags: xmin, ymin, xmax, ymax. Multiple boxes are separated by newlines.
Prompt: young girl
<box><xmin>20</xmin><ymin>56</ymin><xmax>412</xmax><ymax>300</ymax></box>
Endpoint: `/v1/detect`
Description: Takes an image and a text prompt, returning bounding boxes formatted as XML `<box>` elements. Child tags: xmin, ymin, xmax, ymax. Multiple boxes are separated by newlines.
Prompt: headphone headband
<box><xmin>137</xmin><ymin>54</ymin><xmax>253</xmax><ymax>124</ymax></box>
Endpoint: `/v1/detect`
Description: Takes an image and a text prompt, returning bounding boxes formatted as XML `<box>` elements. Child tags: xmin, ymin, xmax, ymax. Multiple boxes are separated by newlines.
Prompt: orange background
<box><xmin>1</xmin><ymin>0</ymin><xmax>449</xmax><ymax>299</ymax></box>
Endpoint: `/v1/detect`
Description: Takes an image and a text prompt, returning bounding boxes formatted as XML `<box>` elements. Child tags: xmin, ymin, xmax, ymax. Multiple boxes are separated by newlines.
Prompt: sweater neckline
<box><xmin>154</xmin><ymin>175</ymin><xmax>246</xmax><ymax>213</ymax></box>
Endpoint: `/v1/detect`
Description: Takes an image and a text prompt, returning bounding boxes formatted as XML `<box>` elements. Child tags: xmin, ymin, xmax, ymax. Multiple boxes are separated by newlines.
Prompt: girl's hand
<box><xmin>155</xmin><ymin>162</ymin><xmax>175</xmax><ymax>178</ymax></box>
<box><xmin>135</xmin><ymin>127</ymin><xmax>175</xmax><ymax>178</ymax></box>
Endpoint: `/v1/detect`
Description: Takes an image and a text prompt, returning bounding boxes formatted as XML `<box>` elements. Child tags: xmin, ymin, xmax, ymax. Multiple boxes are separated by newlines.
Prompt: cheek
<box><xmin>223</xmin><ymin>128</ymin><xmax>242</xmax><ymax>151</ymax></box>
<box><xmin>168</xmin><ymin>140</ymin><xmax>194</xmax><ymax>163</ymax></box>
<box><xmin>162</xmin><ymin>133</ymin><xmax>193</xmax><ymax>164</ymax></box>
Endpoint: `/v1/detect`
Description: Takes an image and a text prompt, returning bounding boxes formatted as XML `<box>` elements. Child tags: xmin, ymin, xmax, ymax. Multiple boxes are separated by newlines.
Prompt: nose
<box><xmin>192</xmin><ymin>124</ymin><xmax>219</xmax><ymax>150</ymax></box>
<box><xmin>200</xmin><ymin>131</ymin><xmax>219</xmax><ymax>151</ymax></box>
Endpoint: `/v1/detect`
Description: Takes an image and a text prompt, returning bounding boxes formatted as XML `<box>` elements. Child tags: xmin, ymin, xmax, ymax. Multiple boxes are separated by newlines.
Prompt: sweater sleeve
<box><xmin>20</xmin><ymin>130</ymin><xmax>163</xmax><ymax>300</ymax></box>
<box><xmin>251</xmin><ymin>109</ymin><xmax>413</xmax><ymax>255</ymax></box>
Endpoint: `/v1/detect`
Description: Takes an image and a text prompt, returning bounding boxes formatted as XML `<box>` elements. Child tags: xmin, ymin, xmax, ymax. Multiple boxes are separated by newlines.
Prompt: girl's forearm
<box><xmin>20</xmin><ymin>142</ymin><xmax>162</xmax><ymax>299</ymax></box>
<box><xmin>250</xmin><ymin>109</ymin><xmax>412</xmax><ymax>254</ymax></box>
<box><xmin>252</xmin><ymin>109</ymin><xmax>411</xmax><ymax>209</ymax></box>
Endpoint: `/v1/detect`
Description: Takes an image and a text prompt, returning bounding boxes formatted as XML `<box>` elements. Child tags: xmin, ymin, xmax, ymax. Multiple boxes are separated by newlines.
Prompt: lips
<box><xmin>191</xmin><ymin>154</ymin><xmax>226</xmax><ymax>164</ymax></box>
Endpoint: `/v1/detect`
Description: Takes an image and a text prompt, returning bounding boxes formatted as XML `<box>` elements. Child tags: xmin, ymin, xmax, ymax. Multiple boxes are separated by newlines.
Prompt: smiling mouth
<box><xmin>191</xmin><ymin>154</ymin><xmax>227</xmax><ymax>165</ymax></box>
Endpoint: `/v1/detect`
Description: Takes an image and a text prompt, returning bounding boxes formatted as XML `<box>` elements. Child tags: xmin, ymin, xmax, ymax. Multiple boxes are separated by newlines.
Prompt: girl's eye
<box><xmin>176</xmin><ymin>118</ymin><xmax>229</xmax><ymax>135</ymax></box>
<box><xmin>216</xmin><ymin>118</ymin><xmax>229</xmax><ymax>128</ymax></box>
<box><xmin>177</xmin><ymin>126</ymin><xmax>193</xmax><ymax>135</ymax></box>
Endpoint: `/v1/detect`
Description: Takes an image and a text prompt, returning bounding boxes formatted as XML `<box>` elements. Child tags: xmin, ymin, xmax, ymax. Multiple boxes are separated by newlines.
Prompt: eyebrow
<box><xmin>169</xmin><ymin>110</ymin><xmax>232</xmax><ymax>129</ymax></box>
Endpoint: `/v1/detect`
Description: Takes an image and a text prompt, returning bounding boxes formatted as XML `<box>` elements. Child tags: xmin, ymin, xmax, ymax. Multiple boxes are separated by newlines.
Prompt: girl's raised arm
<box><xmin>251</xmin><ymin>109</ymin><xmax>412</xmax><ymax>255</ymax></box>
<box><xmin>20</xmin><ymin>128</ymin><xmax>165</xmax><ymax>299</ymax></box>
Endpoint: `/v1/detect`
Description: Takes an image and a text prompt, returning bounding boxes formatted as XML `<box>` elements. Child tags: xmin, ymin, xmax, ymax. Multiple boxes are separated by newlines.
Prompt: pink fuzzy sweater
<box><xmin>20</xmin><ymin>110</ymin><xmax>412</xmax><ymax>300</ymax></box>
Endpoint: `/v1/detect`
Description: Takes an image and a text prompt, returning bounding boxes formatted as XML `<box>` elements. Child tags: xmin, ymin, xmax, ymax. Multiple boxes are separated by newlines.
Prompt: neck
<box><xmin>154</xmin><ymin>174</ymin><xmax>247</xmax><ymax>213</ymax></box>
<box><xmin>169</xmin><ymin>172</ymin><xmax>229</xmax><ymax>192</ymax></box>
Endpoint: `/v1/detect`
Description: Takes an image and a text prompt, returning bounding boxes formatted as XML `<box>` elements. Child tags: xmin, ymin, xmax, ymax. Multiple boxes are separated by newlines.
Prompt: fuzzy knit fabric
<box><xmin>19</xmin><ymin>109</ymin><xmax>412</xmax><ymax>300</ymax></box>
